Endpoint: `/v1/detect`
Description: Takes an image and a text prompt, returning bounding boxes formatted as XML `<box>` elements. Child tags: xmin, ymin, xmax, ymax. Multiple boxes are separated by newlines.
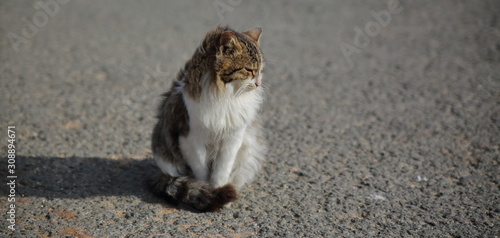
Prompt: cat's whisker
<box><xmin>234</xmin><ymin>85</ymin><xmax>246</xmax><ymax>97</ymax></box>
<box><xmin>259</xmin><ymin>84</ymin><xmax>271</xmax><ymax>97</ymax></box>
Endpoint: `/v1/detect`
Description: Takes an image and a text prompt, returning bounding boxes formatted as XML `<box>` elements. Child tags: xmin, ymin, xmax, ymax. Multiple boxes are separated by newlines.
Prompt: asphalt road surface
<box><xmin>1</xmin><ymin>0</ymin><xmax>499</xmax><ymax>237</ymax></box>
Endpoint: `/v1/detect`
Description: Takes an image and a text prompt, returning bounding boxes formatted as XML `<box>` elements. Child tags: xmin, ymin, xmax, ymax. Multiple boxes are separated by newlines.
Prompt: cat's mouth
<box><xmin>245</xmin><ymin>78</ymin><xmax>261</xmax><ymax>89</ymax></box>
<box><xmin>231</xmin><ymin>75</ymin><xmax>262</xmax><ymax>96</ymax></box>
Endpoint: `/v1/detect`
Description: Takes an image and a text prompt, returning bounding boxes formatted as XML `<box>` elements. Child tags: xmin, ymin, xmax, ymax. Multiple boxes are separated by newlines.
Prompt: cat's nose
<box><xmin>255</xmin><ymin>78</ymin><xmax>262</xmax><ymax>87</ymax></box>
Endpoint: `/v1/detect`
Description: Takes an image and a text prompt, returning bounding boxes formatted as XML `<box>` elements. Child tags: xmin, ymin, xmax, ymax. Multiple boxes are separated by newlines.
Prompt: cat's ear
<box><xmin>244</xmin><ymin>27</ymin><xmax>262</xmax><ymax>43</ymax></box>
<box><xmin>219</xmin><ymin>31</ymin><xmax>240</xmax><ymax>55</ymax></box>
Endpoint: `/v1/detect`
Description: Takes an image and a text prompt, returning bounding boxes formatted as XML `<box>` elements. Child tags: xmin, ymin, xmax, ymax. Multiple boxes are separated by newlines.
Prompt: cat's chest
<box><xmin>183</xmin><ymin>91</ymin><xmax>262</xmax><ymax>132</ymax></box>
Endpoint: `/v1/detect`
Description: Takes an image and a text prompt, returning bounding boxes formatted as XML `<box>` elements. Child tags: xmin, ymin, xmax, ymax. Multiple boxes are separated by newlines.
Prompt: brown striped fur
<box><xmin>179</xmin><ymin>26</ymin><xmax>263</xmax><ymax>99</ymax></box>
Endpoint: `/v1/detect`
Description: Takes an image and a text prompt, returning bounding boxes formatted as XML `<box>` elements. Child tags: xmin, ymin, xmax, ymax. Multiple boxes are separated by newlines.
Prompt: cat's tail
<box><xmin>149</xmin><ymin>173</ymin><xmax>238</xmax><ymax>212</ymax></box>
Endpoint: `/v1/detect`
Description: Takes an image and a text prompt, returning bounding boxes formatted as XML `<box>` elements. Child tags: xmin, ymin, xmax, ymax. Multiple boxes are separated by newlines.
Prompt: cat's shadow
<box><xmin>4</xmin><ymin>156</ymin><xmax>169</xmax><ymax>205</ymax></box>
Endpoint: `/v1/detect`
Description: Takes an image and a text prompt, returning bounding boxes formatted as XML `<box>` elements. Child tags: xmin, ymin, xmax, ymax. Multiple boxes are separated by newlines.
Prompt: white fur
<box><xmin>179</xmin><ymin>73</ymin><xmax>265</xmax><ymax>188</ymax></box>
<box><xmin>155</xmin><ymin>154</ymin><xmax>182</xmax><ymax>177</ymax></box>
<box><xmin>230</xmin><ymin>124</ymin><xmax>267</xmax><ymax>188</ymax></box>
<box><xmin>184</xmin><ymin>73</ymin><xmax>263</xmax><ymax>132</ymax></box>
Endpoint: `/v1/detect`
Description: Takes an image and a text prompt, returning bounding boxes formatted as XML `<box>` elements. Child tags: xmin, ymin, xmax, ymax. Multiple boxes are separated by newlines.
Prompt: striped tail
<box><xmin>149</xmin><ymin>173</ymin><xmax>238</xmax><ymax>212</ymax></box>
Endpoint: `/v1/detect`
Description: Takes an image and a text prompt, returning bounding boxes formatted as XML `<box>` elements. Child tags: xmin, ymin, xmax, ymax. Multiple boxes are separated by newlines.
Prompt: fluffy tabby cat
<box><xmin>150</xmin><ymin>26</ymin><xmax>266</xmax><ymax>212</ymax></box>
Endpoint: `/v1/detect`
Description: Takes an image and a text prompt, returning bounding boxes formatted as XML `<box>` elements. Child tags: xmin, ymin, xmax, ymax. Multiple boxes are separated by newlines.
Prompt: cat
<box><xmin>150</xmin><ymin>26</ymin><xmax>267</xmax><ymax>212</ymax></box>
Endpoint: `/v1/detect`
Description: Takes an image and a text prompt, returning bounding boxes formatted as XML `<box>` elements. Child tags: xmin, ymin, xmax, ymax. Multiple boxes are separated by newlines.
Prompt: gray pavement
<box><xmin>1</xmin><ymin>0</ymin><xmax>499</xmax><ymax>237</ymax></box>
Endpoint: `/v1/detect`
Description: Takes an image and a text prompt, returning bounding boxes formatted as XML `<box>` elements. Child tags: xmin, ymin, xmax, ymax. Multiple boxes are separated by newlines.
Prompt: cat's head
<box><xmin>213</xmin><ymin>27</ymin><xmax>264</xmax><ymax>96</ymax></box>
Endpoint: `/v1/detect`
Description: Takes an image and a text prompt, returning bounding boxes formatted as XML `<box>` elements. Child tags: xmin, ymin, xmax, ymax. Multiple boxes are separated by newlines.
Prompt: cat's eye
<box><xmin>222</xmin><ymin>68</ymin><xmax>243</xmax><ymax>76</ymax></box>
<box><xmin>245</xmin><ymin>68</ymin><xmax>256</xmax><ymax>76</ymax></box>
